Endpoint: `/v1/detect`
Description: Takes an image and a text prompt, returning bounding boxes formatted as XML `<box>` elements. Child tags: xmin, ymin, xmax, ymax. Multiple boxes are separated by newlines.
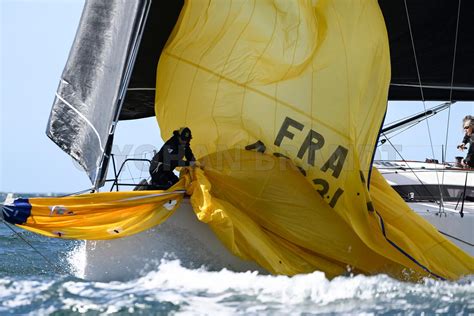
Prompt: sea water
<box><xmin>1</xmin><ymin>218</ymin><xmax>473</xmax><ymax>315</ymax></box>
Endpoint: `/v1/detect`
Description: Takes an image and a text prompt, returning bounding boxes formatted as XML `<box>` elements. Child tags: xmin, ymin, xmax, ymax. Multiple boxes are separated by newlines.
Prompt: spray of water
<box><xmin>1</xmin><ymin>259</ymin><xmax>472</xmax><ymax>315</ymax></box>
<box><xmin>65</xmin><ymin>241</ymin><xmax>86</xmax><ymax>279</ymax></box>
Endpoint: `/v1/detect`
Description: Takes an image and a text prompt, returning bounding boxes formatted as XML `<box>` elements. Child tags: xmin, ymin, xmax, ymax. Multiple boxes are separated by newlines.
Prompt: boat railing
<box><xmin>108</xmin><ymin>155</ymin><xmax>153</xmax><ymax>192</ymax></box>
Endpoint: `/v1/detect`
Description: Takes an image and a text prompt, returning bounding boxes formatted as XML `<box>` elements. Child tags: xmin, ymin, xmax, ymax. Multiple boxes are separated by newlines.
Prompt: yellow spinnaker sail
<box><xmin>153</xmin><ymin>0</ymin><xmax>473</xmax><ymax>280</ymax></box>
<box><xmin>3</xmin><ymin>0</ymin><xmax>473</xmax><ymax>281</ymax></box>
<box><xmin>187</xmin><ymin>152</ymin><xmax>473</xmax><ymax>280</ymax></box>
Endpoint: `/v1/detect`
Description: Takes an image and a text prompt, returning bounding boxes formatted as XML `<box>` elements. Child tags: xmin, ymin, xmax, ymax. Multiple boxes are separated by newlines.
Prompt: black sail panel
<box><xmin>46</xmin><ymin>0</ymin><xmax>150</xmax><ymax>184</ymax></box>
<box><xmin>379</xmin><ymin>0</ymin><xmax>474</xmax><ymax>101</ymax></box>
<box><xmin>119</xmin><ymin>1</ymin><xmax>184</xmax><ymax>120</ymax></box>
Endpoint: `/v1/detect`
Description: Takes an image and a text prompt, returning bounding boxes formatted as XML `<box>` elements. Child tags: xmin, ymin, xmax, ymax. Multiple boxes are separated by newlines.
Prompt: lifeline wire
<box><xmin>379</xmin><ymin>103</ymin><xmax>452</xmax><ymax>147</ymax></box>
<box><xmin>378</xmin><ymin>118</ymin><xmax>425</xmax><ymax>147</ymax></box>
<box><xmin>381</xmin><ymin>134</ymin><xmax>437</xmax><ymax>202</ymax></box>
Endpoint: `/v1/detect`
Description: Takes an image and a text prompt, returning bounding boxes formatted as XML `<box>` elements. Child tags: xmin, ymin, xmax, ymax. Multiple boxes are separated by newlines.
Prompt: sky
<box><xmin>1</xmin><ymin>0</ymin><xmax>473</xmax><ymax>194</ymax></box>
<box><xmin>0</xmin><ymin>0</ymin><xmax>162</xmax><ymax>194</ymax></box>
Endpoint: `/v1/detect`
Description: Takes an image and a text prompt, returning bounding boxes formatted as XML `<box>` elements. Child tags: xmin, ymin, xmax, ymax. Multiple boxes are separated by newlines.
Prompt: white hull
<box><xmin>84</xmin><ymin>201</ymin><xmax>473</xmax><ymax>282</ymax></box>
<box><xmin>84</xmin><ymin>161</ymin><xmax>473</xmax><ymax>281</ymax></box>
<box><xmin>407</xmin><ymin>202</ymin><xmax>473</xmax><ymax>256</ymax></box>
<box><xmin>376</xmin><ymin>160</ymin><xmax>473</xmax><ymax>256</ymax></box>
<box><xmin>84</xmin><ymin>199</ymin><xmax>264</xmax><ymax>281</ymax></box>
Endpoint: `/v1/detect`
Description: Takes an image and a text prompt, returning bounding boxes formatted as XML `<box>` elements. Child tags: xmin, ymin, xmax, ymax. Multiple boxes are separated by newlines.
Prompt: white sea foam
<box><xmin>0</xmin><ymin>260</ymin><xmax>473</xmax><ymax>315</ymax></box>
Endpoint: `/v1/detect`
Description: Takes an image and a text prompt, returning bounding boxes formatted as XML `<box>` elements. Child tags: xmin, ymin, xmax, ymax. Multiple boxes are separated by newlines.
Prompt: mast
<box><xmin>94</xmin><ymin>0</ymin><xmax>153</xmax><ymax>189</ymax></box>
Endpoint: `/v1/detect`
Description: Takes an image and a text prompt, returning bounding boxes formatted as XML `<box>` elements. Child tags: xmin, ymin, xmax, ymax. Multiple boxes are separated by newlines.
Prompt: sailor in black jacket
<box><xmin>149</xmin><ymin>127</ymin><xmax>196</xmax><ymax>189</ymax></box>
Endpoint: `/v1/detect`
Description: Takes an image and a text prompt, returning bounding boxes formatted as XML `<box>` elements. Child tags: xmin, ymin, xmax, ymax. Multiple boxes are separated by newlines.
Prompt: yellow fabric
<box><xmin>370</xmin><ymin>168</ymin><xmax>474</xmax><ymax>279</ymax></box>
<box><xmin>152</xmin><ymin>0</ymin><xmax>473</xmax><ymax>280</ymax></box>
<box><xmin>182</xmin><ymin>152</ymin><xmax>473</xmax><ymax>281</ymax></box>
<box><xmin>12</xmin><ymin>0</ymin><xmax>473</xmax><ymax>281</ymax></box>
<box><xmin>17</xmin><ymin>186</ymin><xmax>185</xmax><ymax>240</ymax></box>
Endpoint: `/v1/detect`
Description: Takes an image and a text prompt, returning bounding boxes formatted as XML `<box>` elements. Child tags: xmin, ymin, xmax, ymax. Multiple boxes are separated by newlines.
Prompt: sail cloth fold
<box><xmin>187</xmin><ymin>152</ymin><xmax>473</xmax><ymax>280</ymax></box>
<box><xmin>2</xmin><ymin>189</ymin><xmax>184</xmax><ymax>240</ymax></box>
<box><xmin>3</xmin><ymin>160</ymin><xmax>473</xmax><ymax>280</ymax></box>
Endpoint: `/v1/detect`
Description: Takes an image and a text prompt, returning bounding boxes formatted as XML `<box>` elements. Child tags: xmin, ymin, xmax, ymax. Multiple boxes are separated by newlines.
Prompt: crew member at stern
<box><xmin>457</xmin><ymin>115</ymin><xmax>474</xmax><ymax>168</ymax></box>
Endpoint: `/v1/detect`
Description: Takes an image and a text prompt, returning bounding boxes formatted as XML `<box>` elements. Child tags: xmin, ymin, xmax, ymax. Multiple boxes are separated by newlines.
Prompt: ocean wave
<box><xmin>0</xmin><ymin>260</ymin><xmax>472</xmax><ymax>315</ymax></box>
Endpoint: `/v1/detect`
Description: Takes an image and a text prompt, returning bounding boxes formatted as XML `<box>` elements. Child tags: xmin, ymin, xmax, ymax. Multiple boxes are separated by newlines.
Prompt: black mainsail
<box><xmin>46</xmin><ymin>0</ymin><xmax>153</xmax><ymax>186</ymax></box>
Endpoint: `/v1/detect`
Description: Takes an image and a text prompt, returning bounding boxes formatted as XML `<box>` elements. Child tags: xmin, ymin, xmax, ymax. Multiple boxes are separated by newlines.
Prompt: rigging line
<box><xmin>125</xmin><ymin>157</ymin><xmax>135</xmax><ymax>186</ymax></box>
<box><xmin>139</xmin><ymin>166</ymin><xmax>144</xmax><ymax>181</ymax></box>
<box><xmin>139</xmin><ymin>152</ymin><xmax>149</xmax><ymax>180</ymax></box>
<box><xmin>443</xmin><ymin>0</ymin><xmax>462</xmax><ymax>182</ymax></box>
<box><xmin>449</xmin><ymin>0</ymin><xmax>462</xmax><ymax>103</ymax></box>
<box><xmin>439</xmin><ymin>230</ymin><xmax>474</xmax><ymax>247</ymax></box>
<box><xmin>442</xmin><ymin>103</ymin><xmax>454</xmax><ymax>164</ymax></box>
<box><xmin>383</xmin><ymin>102</ymin><xmax>451</xmax><ymax>129</ymax></box>
<box><xmin>377</xmin><ymin>119</ymin><xmax>425</xmax><ymax>147</ymax></box>
<box><xmin>381</xmin><ymin>133</ymin><xmax>438</xmax><ymax>202</ymax></box>
<box><xmin>384</xmin><ymin>123</ymin><xmax>421</xmax><ymax>143</ymax></box>
<box><xmin>0</xmin><ymin>219</ymin><xmax>71</xmax><ymax>276</ymax></box>
<box><xmin>402</xmin><ymin>0</ymin><xmax>425</xmax><ymax>102</ymax></box>
<box><xmin>384</xmin><ymin>115</ymin><xmax>412</xmax><ymax>126</ymax></box>
<box><xmin>58</xmin><ymin>187</ymin><xmax>95</xmax><ymax>197</ymax></box>
<box><xmin>382</xmin><ymin>102</ymin><xmax>452</xmax><ymax>141</ymax></box>
<box><xmin>403</xmin><ymin>0</ymin><xmax>445</xmax><ymax>211</ymax></box>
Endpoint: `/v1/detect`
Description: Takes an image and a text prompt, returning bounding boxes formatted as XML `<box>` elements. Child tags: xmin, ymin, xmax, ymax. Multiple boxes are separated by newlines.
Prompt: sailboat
<box><xmin>374</xmin><ymin>102</ymin><xmax>474</xmax><ymax>257</ymax></box>
<box><xmin>2</xmin><ymin>0</ymin><xmax>473</xmax><ymax>282</ymax></box>
<box><xmin>375</xmin><ymin>0</ymin><xmax>474</xmax><ymax>259</ymax></box>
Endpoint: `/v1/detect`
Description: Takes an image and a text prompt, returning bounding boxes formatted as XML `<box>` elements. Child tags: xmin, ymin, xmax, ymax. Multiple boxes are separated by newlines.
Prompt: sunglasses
<box><xmin>464</xmin><ymin>126</ymin><xmax>471</xmax><ymax>129</ymax></box>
